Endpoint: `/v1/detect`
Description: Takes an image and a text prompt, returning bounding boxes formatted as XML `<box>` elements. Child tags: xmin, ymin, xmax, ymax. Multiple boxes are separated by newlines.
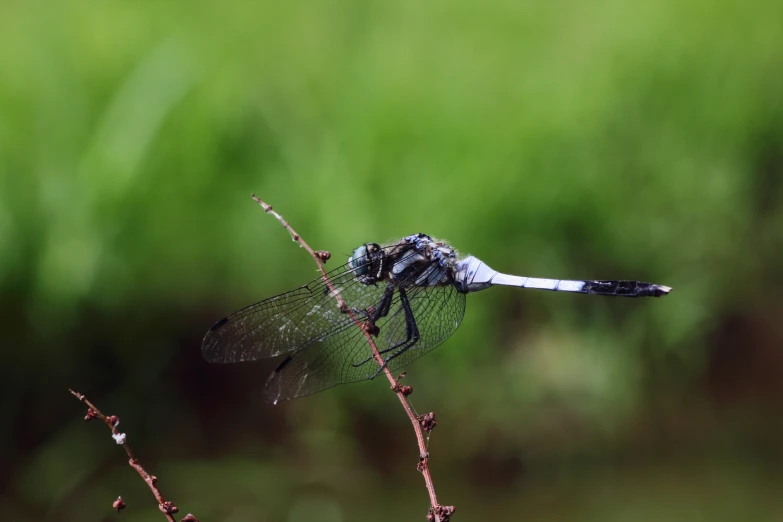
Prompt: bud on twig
<box><xmin>392</xmin><ymin>382</ymin><xmax>413</xmax><ymax>396</ymax></box>
<box><xmin>113</xmin><ymin>497</ymin><xmax>126</xmax><ymax>511</ymax></box>
<box><xmin>418</xmin><ymin>412</ymin><xmax>437</xmax><ymax>432</ymax></box>
<box><xmin>435</xmin><ymin>505</ymin><xmax>456</xmax><ymax>521</ymax></box>
<box><xmin>160</xmin><ymin>501</ymin><xmax>179</xmax><ymax>515</ymax></box>
<box><xmin>362</xmin><ymin>321</ymin><xmax>380</xmax><ymax>336</ymax></box>
<box><xmin>417</xmin><ymin>452</ymin><xmax>429</xmax><ymax>472</ymax></box>
<box><xmin>428</xmin><ymin>505</ymin><xmax>456</xmax><ymax>521</ymax></box>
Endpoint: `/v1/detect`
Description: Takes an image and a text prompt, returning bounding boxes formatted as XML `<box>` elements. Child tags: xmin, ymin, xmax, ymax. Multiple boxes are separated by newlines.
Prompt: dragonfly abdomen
<box><xmin>581</xmin><ymin>280</ymin><xmax>672</xmax><ymax>297</ymax></box>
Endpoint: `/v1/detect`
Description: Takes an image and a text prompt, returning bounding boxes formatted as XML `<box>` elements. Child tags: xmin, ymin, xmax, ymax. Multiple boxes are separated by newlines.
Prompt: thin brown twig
<box><xmin>69</xmin><ymin>389</ymin><xmax>198</xmax><ymax>522</ymax></box>
<box><xmin>251</xmin><ymin>194</ymin><xmax>454</xmax><ymax>521</ymax></box>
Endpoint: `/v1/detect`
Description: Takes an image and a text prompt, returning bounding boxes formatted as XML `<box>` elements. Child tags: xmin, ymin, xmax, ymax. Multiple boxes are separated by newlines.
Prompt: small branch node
<box><xmin>391</xmin><ymin>382</ymin><xmax>413</xmax><ymax>396</ymax></box>
<box><xmin>159</xmin><ymin>501</ymin><xmax>179</xmax><ymax>515</ymax></box>
<box><xmin>431</xmin><ymin>505</ymin><xmax>456</xmax><ymax>522</ymax></box>
<box><xmin>250</xmin><ymin>193</ymin><xmax>272</xmax><ymax>212</ymax></box>
<box><xmin>417</xmin><ymin>452</ymin><xmax>430</xmax><ymax>473</ymax></box>
<box><xmin>113</xmin><ymin>497</ymin><xmax>126</xmax><ymax>511</ymax></box>
<box><xmin>418</xmin><ymin>412</ymin><xmax>437</xmax><ymax>432</ymax></box>
<box><xmin>361</xmin><ymin>320</ymin><xmax>380</xmax><ymax>336</ymax></box>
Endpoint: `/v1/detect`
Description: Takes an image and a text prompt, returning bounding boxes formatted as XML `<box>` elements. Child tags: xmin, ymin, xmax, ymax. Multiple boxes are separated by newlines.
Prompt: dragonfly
<box><xmin>202</xmin><ymin>233</ymin><xmax>671</xmax><ymax>404</ymax></box>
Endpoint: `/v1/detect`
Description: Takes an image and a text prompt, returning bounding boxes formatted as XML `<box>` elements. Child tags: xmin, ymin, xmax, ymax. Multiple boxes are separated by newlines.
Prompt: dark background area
<box><xmin>2</xmin><ymin>0</ymin><xmax>783</xmax><ymax>520</ymax></box>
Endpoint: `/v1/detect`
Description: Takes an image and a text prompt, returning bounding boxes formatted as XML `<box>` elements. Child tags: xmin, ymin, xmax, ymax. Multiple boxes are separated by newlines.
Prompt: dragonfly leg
<box><xmin>351</xmin><ymin>287</ymin><xmax>398</xmax><ymax>367</ymax></box>
<box><xmin>370</xmin><ymin>285</ymin><xmax>395</xmax><ymax>322</ymax></box>
<box><xmin>369</xmin><ymin>287</ymin><xmax>420</xmax><ymax>379</ymax></box>
<box><xmin>352</xmin><ymin>286</ymin><xmax>421</xmax><ymax>370</ymax></box>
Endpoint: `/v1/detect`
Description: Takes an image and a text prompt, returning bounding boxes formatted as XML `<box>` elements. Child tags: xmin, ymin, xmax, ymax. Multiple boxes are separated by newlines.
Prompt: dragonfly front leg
<box><xmin>369</xmin><ymin>285</ymin><xmax>395</xmax><ymax>322</ymax></box>
<box><xmin>352</xmin><ymin>286</ymin><xmax>421</xmax><ymax>371</ymax></box>
<box><xmin>351</xmin><ymin>286</ymin><xmax>398</xmax><ymax>368</ymax></box>
<box><xmin>369</xmin><ymin>287</ymin><xmax>420</xmax><ymax>379</ymax></box>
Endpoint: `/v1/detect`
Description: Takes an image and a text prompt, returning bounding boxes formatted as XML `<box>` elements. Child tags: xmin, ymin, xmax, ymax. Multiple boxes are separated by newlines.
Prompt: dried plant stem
<box><xmin>69</xmin><ymin>389</ymin><xmax>196</xmax><ymax>522</ymax></box>
<box><xmin>251</xmin><ymin>194</ymin><xmax>452</xmax><ymax>520</ymax></box>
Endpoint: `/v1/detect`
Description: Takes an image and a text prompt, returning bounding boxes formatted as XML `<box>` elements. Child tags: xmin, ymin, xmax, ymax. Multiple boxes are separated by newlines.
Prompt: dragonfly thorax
<box><xmin>349</xmin><ymin>233</ymin><xmax>459</xmax><ymax>287</ymax></box>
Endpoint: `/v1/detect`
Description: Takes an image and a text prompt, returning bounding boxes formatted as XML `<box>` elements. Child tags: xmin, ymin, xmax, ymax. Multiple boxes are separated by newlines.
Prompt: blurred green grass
<box><xmin>1</xmin><ymin>0</ymin><xmax>783</xmax><ymax>520</ymax></box>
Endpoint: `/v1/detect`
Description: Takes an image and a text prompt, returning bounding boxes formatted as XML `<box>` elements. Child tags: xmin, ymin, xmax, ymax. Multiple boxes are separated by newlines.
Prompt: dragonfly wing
<box><xmin>263</xmin><ymin>318</ymin><xmax>374</xmax><ymax>402</ymax></box>
<box><xmin>202</xmin><ymin>256</ymin><xmax>385</xmax><ymax>363</ymax></box>
<box><xmin>202</xmin><ymin>285</ymin><xmax>343</xmax><ymax>363</ymax></box>
<box><xmin>264</xmin><ymin>266</ymin><xmax>467</xmax><ymax>402</ymax></box>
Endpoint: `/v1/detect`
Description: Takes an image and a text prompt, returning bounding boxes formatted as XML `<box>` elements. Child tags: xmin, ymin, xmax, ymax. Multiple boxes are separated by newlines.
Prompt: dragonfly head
<box><xmin>349</xmin><ymin>242</ymin><xmax>382</xmax><ymax>279</ymax></box>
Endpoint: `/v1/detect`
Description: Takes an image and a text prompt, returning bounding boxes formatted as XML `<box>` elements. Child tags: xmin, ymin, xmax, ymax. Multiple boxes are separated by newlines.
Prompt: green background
<box><xmin>2</xmin><ymin>0</ymin><xmax>783</xmax><ymax>520</ymax></box>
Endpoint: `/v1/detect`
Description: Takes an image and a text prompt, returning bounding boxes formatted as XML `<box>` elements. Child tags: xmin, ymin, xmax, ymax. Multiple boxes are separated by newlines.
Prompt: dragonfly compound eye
<box><xmin>348</xmin><ymin>245</ymin><xmax>368</xmax><ymax>275</ymax></box>
<box><xmin>349</xmin><ymin>243</ymin><xmax>378</xmax><ymax>275</ymax></box>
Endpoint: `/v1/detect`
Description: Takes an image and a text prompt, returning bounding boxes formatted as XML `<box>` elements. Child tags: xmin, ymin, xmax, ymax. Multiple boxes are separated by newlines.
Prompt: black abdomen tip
<box><xmin>584</xmin><ymin>280</ymin><xmax>673</xmax><ymax>297</ymax></box>
<box><xmin>650</xmin><ymin>285</ymin><xmax>672</xmax><ymax>297</ymax></box>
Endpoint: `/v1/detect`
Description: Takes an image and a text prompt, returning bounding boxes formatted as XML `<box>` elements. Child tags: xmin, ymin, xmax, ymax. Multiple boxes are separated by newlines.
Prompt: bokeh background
<box><xmin>2</xmin><ymin>0</ymin><xmax>783</xmax><ymax>520</ymax></box>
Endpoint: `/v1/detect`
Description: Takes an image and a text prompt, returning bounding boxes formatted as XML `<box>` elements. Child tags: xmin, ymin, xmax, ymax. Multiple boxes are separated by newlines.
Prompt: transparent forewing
<box><xmin>201</xmin><ymin>246</ymin><xmax>420</xmax><ymax>364</ymax></box>
<box><xmin>264</xmin><ymin>264</ymin><xmax>467</xmax><ymax>402</ymax></box>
